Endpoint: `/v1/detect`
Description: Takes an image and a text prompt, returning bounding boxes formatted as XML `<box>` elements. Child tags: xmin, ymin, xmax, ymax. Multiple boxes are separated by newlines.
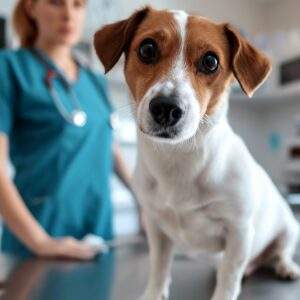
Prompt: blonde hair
<box><xmin>12</xmin><ymin>0</ymin><xmax>38</xmax><ymax>47</ymax></box>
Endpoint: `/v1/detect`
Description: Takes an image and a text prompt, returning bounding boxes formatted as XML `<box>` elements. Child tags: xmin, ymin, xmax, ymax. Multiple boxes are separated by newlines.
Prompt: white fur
<box><xmin>132</xmin><ymin>10</ymin><xmax>300</xmax><ymax>300</ymax></box>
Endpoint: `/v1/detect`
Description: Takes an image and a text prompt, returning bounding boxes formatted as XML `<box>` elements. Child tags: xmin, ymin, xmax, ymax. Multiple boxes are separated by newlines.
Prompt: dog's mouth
<box><xmin>154</xmin><ymin>127</ymin><xmax>179</xmax><ymax>139</ymax></box>
<box><xmin>157</xmin><ymin>132</ymin><xmax>172</xmax><ymax>138</ymax></box>
<box><xmin>139</xmin><ymin>125</ymin><xmax>179</xmax><ymax>140</ymax></box>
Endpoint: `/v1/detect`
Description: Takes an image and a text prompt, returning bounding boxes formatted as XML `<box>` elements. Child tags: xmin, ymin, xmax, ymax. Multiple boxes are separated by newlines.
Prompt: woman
<box><xmin>0</xmin><ymin>0</ymin><xmax>133</xmax><ymax>259</ymax></box>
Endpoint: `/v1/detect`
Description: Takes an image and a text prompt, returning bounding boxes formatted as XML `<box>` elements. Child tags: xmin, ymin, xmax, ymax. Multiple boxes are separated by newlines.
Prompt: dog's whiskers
<box><xmin>114</xmin><ymin>102</ymin><xmax>137</xmax><ymax>120</ymax></box>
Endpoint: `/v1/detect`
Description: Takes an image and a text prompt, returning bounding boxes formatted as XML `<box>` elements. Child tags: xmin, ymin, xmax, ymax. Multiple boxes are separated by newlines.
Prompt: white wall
<box><xmin>227</xmin><ymin>0</ymin><xmax>300</xmax><ymax>187</ymax></box>
<box><xmin>262</xmin><ymin>0</ymin><xmax>300</xmax><ymax>32</ymax></box>
<box><xmin>116</xmin><ymin>0</ymin><xmax>264</xmax><ymax>32</ymax></box>
<box><xmin>228</xmin><ymin>100</ymin><xmax>300</xmax><ymax>189</ymax></box>
<box><xmin>0</xmin><ymin>0</ymin><xmax>15</xmax><ymax>15</ymax></box>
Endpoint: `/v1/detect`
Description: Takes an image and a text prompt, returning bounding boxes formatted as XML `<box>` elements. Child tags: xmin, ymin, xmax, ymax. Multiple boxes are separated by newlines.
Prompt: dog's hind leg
<box><xmin>244</xmin><ymin>215</ymin><xmax>300</xmax><ymax>280</ymax></box>
<box><xmin>255</xmin><ymin>216</ymin><xmax>300</xmax><ymax>281</ymax></box>
<box><xmin>270</xmin><ymin>219</ymin><xmax>300</xmax><ymax>280</ymax></box>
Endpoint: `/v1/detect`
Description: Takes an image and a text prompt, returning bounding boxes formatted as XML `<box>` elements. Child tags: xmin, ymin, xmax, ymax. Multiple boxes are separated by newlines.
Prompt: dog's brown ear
<box><xmin>224</xmin><ymin>24</ymin><xmax>271</xmax><ymax>97</ymax></box>
<box><xmin>94</xmin><ymin>7</ymin><xmax>150</xmax><ymax>73</ymax></box>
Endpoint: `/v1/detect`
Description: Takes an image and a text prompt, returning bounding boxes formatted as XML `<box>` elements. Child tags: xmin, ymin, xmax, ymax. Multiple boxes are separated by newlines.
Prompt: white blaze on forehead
<box><xmin>167</xmin><ymin>9</ymin><xmax>197</xmax><ymax>106</ymax></box>
<box><xmin>150</xmin><ymin>10</ymin><xmax>190</xmax><ymax>99</ymax></box>
<box><xmin>170</xmin><ymin>10</ymin><xmax>188</xmax><ymax>79</ymax></box>
<box><xmin>170</xmin><ymin>10</ymin><xmax>188</xmax><ymax>42</ymax></box>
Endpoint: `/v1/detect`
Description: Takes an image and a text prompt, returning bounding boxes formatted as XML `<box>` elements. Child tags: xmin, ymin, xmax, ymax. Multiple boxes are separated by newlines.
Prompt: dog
<box><xmin>94</xmin><ymin>7</ymin><xmax>300</xmax><ymax>300</ymax></box>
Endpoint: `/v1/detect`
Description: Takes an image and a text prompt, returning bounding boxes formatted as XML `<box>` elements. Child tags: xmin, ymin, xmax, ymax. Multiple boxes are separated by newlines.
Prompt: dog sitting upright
<box><xmin>94</xmin><ymin>7</ymin><xmax>300</xmax><ymax>300</ymax></box>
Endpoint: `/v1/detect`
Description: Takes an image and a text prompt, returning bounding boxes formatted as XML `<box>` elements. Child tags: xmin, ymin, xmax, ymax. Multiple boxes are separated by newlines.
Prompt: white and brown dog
<box><xmin>94</xmin><ymin>7</ymin><xmax>300</xmax><ymax>300</ymax></box>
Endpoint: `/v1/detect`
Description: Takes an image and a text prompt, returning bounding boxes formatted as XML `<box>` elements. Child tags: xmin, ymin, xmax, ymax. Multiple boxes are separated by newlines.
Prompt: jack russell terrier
<box><xmin>94</xmin><ymin>7</ymin><xmax>300</xmax><ymax>300</ymax></box>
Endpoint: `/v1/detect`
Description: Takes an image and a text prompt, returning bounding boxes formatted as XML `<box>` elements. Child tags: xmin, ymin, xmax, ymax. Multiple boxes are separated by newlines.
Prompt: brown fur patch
<box><xmin>124</xmin><ymin>9</ymin><xmax>180</xmax><ymax>102</ymax></box>
<box><xmin>94</xmin><ymin>7</ymin><xmax>150</xmax><ymax>73</ymax></box>
<box><xmin>185</xmin><ymin>16</ymin><xmax>234</xmax><ymax>116</ymax></box>
<box><xmin>224</xmin><ymin>24</ymin><xmax>271</xmax><ymax>97</ymax></box>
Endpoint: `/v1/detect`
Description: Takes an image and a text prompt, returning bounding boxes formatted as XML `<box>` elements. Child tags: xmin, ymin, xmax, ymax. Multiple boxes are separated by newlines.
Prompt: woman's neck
<box><xmin>34</xmin><ymin>40</ymin><xmax>78</xmax><ymax>81</ymax></box>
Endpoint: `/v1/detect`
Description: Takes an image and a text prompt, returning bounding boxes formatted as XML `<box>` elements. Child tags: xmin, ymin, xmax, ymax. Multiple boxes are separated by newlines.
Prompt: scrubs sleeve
<box><xmin>0</xmin><ymin>52</ymin><xmax>16</xmax><ymax>135</ymax></box>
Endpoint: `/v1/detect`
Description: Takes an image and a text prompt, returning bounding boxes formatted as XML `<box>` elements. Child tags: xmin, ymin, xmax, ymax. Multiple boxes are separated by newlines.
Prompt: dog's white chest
<box><xmin>144</xmin><ymin>185</ymin><xmax>226</xmax><ymax>253</ymax></box>
<box><xmin>135</xmin><ymin>139</ymin><xmax>228</xmax><ymax>254</ymax></box>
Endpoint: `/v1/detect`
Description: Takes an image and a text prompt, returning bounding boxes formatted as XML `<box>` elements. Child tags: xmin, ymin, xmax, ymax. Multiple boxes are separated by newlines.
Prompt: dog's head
<box><xmin>94</xmin><ymin>7</ymin><xmax>271</xmax><ymax>143</ymax></box>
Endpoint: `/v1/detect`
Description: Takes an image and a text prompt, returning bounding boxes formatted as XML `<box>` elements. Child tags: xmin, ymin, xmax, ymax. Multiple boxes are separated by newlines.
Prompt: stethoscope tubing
<box><xmin>32</xmin><ymin>48</ymin><xmax>87</xmax><ymax>127</ymax></box>
<box><xmin>45</xmin><ymin>69</ymin><xmax>87</xmax><ymax>126</ymax></box>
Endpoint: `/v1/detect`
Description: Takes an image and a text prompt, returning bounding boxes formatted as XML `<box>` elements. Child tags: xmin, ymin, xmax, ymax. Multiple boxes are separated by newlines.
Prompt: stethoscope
<box><xmin>32</xmin><ymin>48</ymin><xmax>87</xmax><ymax>127</ymax></box>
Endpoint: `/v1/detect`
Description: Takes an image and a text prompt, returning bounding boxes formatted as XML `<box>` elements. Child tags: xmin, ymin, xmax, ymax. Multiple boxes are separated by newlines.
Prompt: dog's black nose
<box><xmin>149</xmin><ymin>96</ymin><xmax>183</xmax><ymax>127</ymax></box>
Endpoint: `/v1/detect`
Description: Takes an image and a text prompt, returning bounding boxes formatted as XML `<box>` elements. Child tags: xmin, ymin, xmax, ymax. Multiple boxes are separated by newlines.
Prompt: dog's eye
<box><xmin>138</xmin><ymin>38</ymin><xmax>159</xmax><ymax>64</ymax></box>
<box><xmin>197</xmin><ymin>52</ymin><xmax>219</xmax><ymax>74</ymax></box>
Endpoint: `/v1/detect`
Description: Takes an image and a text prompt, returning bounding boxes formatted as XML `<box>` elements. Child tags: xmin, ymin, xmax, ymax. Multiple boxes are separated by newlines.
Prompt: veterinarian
<box><xmin>0</xmin><ymin>0</ymin><xmax>133</xmax><ymax>258</ymax></box>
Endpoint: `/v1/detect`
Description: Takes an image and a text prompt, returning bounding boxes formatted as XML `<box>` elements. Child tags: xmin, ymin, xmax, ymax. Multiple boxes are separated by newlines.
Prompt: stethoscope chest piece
<box><xmin>72</xmin><ymin>109</ymin><xmax>87</xmax><ymax>127</ymax></box>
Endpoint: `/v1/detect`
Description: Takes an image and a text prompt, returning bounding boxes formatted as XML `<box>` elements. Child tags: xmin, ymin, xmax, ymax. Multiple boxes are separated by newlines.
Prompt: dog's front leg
<box><xmin>141</xmin><ymin>214</ymin><xmax>174</xmax><ymax>300</ymax></box>
<box><xmin>211</xmin><ymin>223</ymin><xmax>254</xmax><ymax>300</ymax></box>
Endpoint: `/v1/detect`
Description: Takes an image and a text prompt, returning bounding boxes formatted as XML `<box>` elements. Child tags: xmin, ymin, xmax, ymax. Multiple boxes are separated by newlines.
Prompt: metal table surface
<box><xmin>1</xmin><ymin>240</ymin><xmax>300</xmax><ymax>300</ymax></box>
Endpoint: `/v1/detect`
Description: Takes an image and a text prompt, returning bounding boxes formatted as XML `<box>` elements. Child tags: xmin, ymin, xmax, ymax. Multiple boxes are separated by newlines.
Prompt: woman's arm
<box><xmin>0</xmin><ymin>134</ymin><xmax>50</xmax><ymax>251</ymax></box>
<box><xmin>113</xmin><ymin>143</ymin><xmax>145</xmax><ymax>233</ymax></box>
<box><xmin>0</xmin><ymin>134</ymin><xmax>97</xmax><ymax>259</ymax></box>
<box><xmin>113</xmin><ymin>143</ymin><xmax>133</xmax><ymax>192</ymax></box>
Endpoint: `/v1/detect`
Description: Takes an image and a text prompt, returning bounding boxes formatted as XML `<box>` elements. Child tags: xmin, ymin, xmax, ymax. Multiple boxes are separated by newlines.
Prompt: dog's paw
<box><xmin>274</xmin><ymin>259</ymin><xmax>300</xmax><ymax>280</ymax></box>
<box><xmin>162</xmin><ymin>276</ymin><xmax>171</xmax><ymax>299</ymax></box>
<box><xmin>139</xmin><ymin>291</ymin><xmax>165</xmax><ymax>300</ymax></box>
<box><xmin>211</xmin><ymin>295</ymin><xmax>237</xmax><ymax>300</ymax></box>
<box><xmin>211</xmin><ymin>292</ymin><xmax>228</xmax><ymax>300</ymax></box>
<box><xmin>139</xmin><ymin>296</ymin><xmax>164</xmax><ymax>300</ymax></box>
<box><xmin>211</xmin><ymin>286</ymin><xmax>240</xmax><ymax>300</ymax></box>
<box><xmin>211</xmin><ymin>295</ymin><xmax>226</xmax><ymax>300</ymax></box>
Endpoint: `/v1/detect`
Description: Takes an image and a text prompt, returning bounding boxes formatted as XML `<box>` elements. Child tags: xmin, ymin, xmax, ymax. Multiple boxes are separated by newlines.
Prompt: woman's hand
<box><xmin>32</xmin><ymin>236</ymin><xmax>98</xmax><ymax>260</ymax></box>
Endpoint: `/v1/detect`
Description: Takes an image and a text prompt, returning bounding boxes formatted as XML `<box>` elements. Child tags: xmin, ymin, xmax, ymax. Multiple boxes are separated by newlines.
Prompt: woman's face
<box><xmin>27</xmin><ymin>0</ymin><xmax>86</xmax><ymax>47</ymax></box>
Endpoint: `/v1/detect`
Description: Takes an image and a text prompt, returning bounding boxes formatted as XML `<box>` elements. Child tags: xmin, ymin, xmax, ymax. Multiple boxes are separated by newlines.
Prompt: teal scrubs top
<box><xmin>0</xmin><ymin>48</ymin><xmax>114</xmax><ymax>256</ymax></box>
